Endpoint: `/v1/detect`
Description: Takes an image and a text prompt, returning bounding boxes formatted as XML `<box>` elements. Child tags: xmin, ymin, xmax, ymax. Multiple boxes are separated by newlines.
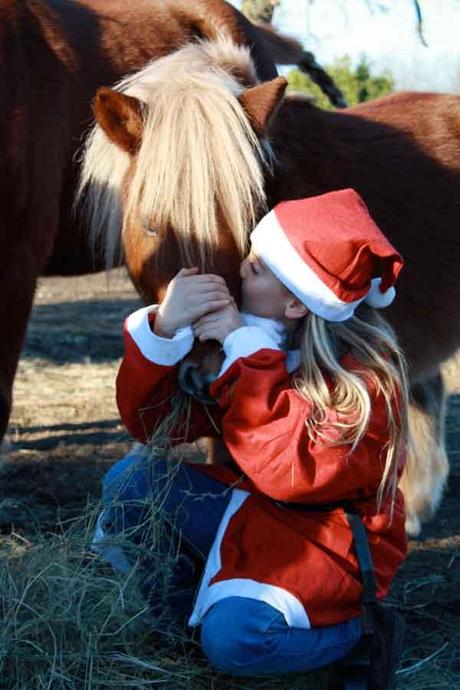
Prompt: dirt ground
<box><xmin>1</xmin><ymin>269</ymin><xmax>459</xmax><ymax>689</ymax></box>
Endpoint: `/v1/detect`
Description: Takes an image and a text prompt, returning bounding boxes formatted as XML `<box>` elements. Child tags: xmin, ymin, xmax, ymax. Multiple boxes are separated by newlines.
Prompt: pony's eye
<box><xmin>145</xmin><ymin>226</ymin><xmax>158</xmax><ymax>237</ymax></box>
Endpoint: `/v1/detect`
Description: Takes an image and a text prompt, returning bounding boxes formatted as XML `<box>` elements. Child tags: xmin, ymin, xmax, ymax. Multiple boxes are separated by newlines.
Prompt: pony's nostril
<box><xmin>177</xmin><ymin>360</ymin><xmax>196</xmax><ymax>396</ymax></box>
<box><xmin>177</xmin><ymin>361</ymin><xmax>215</xmax><ymax>404</ymax></box>
<box><xmin>203</xmin><ymin>369</ymin><xmax>218</xmax><ymax>387</ymax></box>
<box><xmin>190</xmin><ymin>366</ymin><xmax>205</xmax><ymax>393</ymax></box>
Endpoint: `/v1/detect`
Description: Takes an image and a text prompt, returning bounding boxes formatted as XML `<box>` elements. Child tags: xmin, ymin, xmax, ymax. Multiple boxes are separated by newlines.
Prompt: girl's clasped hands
<box><xmin>153</xmin><ymin>267</ymin><xmax>241</xmax><ymax>344</ymax></box>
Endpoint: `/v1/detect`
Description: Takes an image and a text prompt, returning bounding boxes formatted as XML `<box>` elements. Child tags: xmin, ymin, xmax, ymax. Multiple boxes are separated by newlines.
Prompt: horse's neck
<box><xmin>13</xmin><ymin>0</ymin><xmax>139</xmax><ymax>89</ymax></box>
<box><xmin>267</xmin><ymin>97</ymin><xmax>339</xmax><ymax>204</ymax></box>
<box><xmin>2</xmin><ymin>0</ymin><xmax>76</xmax><ymax>77</ymax></box>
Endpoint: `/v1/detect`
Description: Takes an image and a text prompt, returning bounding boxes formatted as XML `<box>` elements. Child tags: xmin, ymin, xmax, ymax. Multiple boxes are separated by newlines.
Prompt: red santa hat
<box><xmin>250</xmin><ymin>188</ymin><xmax>404</xmax><ymax>322</ymax></box>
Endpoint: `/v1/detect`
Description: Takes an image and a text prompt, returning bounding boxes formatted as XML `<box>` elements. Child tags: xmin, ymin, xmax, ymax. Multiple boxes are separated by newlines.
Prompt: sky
<box><xmin>229</xmin><ymin>0</ymin><xmax>460</xmax><ymax>91</ymax></box>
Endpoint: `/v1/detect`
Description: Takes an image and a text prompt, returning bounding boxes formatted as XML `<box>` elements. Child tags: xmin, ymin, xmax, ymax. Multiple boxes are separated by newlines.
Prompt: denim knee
<box><xmin>200</xmin><ymin>597</ymin><xmax>362</xmax><ymax>677</ymax></box>
<box><xmin>200</xmin><ymin>597</ymin><xmax>282</xmax><ymax>674</ymax></box>
<box><xmin>102</xmin><ymin>448</ymin><xmax>158</xmax><ymax>505</ymax></box>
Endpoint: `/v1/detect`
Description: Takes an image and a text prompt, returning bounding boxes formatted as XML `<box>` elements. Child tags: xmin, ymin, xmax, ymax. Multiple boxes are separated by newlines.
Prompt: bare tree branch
<box><xmin>258</xmin><ymin>0</ymin><xmax>430</xmax><ymax>47</ymax></box>
<box><xmin>360</xmin><ymin>0</ymin><xmax>429</xmax><ymax>47</ymax></box>
<box><xmin>413</xmin><ymin>0</ymin><xmax>428</xmax><ymax>47</ymax></box>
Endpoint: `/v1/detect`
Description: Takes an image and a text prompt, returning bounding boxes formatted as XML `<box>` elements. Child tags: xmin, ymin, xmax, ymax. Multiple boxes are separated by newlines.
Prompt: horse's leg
<box><xmin>0</xmin><ymin>250</ymin><xmax>37</xmax><ymax>441</ymax></box>
<box><xmin>400</xmin><ymin>371</ymin><xmax>449</xmax><ymax>536</ymax></box>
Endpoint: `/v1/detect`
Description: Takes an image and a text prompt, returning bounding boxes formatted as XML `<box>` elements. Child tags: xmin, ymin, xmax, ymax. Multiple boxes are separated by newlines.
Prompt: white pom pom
<box><xmin>364</xmin><ymin>277</ymin><xmax>396</xmax><ymax>309</ymax></box>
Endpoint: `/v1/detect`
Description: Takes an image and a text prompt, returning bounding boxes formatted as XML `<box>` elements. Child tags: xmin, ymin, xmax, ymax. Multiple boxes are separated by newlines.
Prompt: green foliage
<box><xmin>288</xmin><ymin>54</ymin><xmax>394</xmax><ymax>109</ymax></box>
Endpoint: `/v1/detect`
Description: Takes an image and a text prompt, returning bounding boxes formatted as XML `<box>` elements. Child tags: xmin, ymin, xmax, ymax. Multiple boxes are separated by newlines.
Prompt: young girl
<box><xmin>95</xmin><ymin>188</ymin><xmax>409</xmax><ymax>677</ymax></box>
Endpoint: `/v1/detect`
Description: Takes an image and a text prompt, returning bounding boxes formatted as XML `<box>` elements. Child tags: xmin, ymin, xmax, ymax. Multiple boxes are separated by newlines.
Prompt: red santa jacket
<box><xmin>116</xmin><ymin>305</ymin><xmax>408</xmax><ymax>629</ymax></box>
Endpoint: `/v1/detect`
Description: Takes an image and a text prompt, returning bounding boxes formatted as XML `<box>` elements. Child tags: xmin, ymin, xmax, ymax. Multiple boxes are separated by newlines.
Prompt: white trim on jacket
<box><xmin>125</xmin><ymin>305</ymin><xmax>194</xmax><ymax>365</ymax></box>
<box><xmin>188</xmin><ymin>488</ymin><xmax>311</xmax><ymax>629</ymax></box>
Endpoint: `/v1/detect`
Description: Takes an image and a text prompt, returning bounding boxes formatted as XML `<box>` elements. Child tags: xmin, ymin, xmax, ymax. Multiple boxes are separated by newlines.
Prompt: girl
<box><xmin>95</xmin><ymin>188</ymin><xmax>409</xmax><ymax>678</ymax></box>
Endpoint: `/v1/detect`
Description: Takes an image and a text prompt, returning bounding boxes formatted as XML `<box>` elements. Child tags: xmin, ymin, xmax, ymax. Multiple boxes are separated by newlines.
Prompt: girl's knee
<box><xmin>200</xmin><ymin>600</ymin><xmax>362</xmax><ymax>677</ymax></box>
<box><xmin>200</xmin><ymin>597</ymin><xmax>282</xmax><ymax>675</ymax></box>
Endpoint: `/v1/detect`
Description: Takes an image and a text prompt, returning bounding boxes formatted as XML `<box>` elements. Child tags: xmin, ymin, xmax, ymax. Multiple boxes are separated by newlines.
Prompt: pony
<box><xmin>0</xmin><ymin>0</ymin><xmax>344</xmax><ymax>442</ymax></box>
<box><xmin>78</xmin><ymin>38</ymin><xmax>460</xmax><ymax>536</ymax></box>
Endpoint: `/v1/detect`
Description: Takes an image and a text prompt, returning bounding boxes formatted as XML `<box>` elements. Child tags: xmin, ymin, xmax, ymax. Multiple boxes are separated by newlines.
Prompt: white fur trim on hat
<box><xmin>251</xmin><ymin>211</ymin><xmax>397</xmax><ymax>320</ymax></box>
<box><xmin>364</xmin><ymin>278</ymin><xmax>396</xmax><ymax>309</ymax></box>
<box><xmin>250</xmin><ymin>210</ymin><xmax>365</xmax><ymax>321</ymax></box>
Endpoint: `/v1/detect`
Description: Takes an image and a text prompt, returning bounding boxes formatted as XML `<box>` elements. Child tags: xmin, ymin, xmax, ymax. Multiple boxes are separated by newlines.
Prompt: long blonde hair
<box><xmin>292</xmin><ymin>304</ymin><xmax>410</xmax><ymax>512</ymax></box>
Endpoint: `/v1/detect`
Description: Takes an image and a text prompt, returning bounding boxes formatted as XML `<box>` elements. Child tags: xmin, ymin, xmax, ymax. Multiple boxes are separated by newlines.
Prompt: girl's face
<box><xmin>240</xmin><ymin>251</ymin><xmax>294</xmax><ymax>319</ymax></box>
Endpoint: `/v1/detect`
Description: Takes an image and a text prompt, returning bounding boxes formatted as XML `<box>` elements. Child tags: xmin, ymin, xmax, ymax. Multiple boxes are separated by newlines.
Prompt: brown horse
<box><xmin>80</xmin><ymin>39</ymin><xmax>460</xmax><ymax>535</ymax></box>
<box><xmin>0</xmin><ymin>0</ymin><xmax>344</xmax><ymax>442</ymax></box>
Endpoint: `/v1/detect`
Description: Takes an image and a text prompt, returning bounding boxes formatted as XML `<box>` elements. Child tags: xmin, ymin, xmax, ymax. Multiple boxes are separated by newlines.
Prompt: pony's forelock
<box><xmin>77</xmin><ymin>38</ymin><xmax>267</xmax><ymax>268</ymax></box>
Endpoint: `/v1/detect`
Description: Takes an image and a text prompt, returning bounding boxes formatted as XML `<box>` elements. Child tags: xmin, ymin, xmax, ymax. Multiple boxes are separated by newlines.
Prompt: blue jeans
<box><xmin>97</xmin><ymin>447</ymin><xmax>361</xmax><ymax>676</ymax></box>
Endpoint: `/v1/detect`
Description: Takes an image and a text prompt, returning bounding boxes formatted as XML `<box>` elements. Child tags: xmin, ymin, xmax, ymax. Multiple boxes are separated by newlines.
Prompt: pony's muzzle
<box><xmin>177</xmin><ymin>360</ymin><xmax>217</xmax><ymax>404</ymax></box>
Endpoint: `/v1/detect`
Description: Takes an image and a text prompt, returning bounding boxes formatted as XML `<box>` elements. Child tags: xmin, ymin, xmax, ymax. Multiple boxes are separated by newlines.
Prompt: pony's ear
<box><xmin>239</xmin><ymin>76</ymin><xmax>287</xmax><ymax>136</ymax></box>
<box><xmin>93</xmin><ymin>87</ymin><xmax>144</xmax><ymax>155</ymax></box>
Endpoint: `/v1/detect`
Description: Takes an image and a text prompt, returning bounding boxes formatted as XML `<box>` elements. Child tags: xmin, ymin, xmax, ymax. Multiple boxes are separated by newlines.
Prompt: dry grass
<box><xmin>0</xmin><ymin>499</ymin><xmax>334</xmax><ymax>690</ymax></box>
<box><xmin>0</xmin><ymin>511</ymin><xmax>206</xmax><ymax>690</ymax></box>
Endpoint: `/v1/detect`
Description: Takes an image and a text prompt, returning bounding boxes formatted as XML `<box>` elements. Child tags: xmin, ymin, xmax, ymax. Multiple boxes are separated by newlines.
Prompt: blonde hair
<box><xmin>77</xmin><ymin>38</ymin><xmax>268</xmax><ymax>268</ymax></box>
<box><xmin>292</xmin><ymin>304</ymin><xmax>409</xmax><ymax>513</ymax></box>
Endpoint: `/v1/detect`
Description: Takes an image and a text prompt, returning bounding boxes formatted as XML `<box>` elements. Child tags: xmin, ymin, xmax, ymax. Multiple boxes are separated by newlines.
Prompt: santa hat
<box><xmin>250</xmin><ymin>188</ymin><xmax>403</xmax><ymax>322</ymax></box>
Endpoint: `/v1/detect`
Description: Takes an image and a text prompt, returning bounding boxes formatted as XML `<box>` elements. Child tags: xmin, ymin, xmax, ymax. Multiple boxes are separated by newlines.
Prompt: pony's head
<box><xmin>78</xmin><ymin>38</ymin><xmax>287</xmax><ymax>399</ymax></box>
<box><xmin>79</xmin><ymin>38</ymin><xmax>286</xmax><ymax>299</ymax></box>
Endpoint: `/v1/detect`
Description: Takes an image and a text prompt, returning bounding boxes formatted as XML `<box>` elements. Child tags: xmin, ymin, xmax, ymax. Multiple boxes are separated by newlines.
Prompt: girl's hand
<box><xmin>193</xmin><ymin>300</ymin><xmax>242</xmax><ymax>344</ymax></box>
<box><xmin>154</xmin><ymin>268</ymin><xmax>231</xmax><ymax>338</ymax></box>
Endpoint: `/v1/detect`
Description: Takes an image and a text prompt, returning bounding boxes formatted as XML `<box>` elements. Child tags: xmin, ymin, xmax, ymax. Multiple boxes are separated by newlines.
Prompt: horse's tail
<box><xmin>253</xmin><ymin>23</ymin><xmax>347</xmax><ymax>108</ymax></box>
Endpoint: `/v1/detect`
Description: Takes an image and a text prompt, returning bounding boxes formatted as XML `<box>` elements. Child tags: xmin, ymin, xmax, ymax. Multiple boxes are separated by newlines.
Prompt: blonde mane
<box><xmin>77</xmin><ymin>38</ymin><xmax>268</xmax><ymax>267</ymax></box>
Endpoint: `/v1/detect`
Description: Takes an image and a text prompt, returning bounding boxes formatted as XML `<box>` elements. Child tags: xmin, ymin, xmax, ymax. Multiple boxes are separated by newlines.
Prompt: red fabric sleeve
<box><xmin>116</xmin><ymin>324</ymin><xmax>222</xmax><ymax>444</ymax></box>
<box><xmin>210</xmin><ymin>349</ymin><xmax>392</xmax><ymax>504</ymax></box>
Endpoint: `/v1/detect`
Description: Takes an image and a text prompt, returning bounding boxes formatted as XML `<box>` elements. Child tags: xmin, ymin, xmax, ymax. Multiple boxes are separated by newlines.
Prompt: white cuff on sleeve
<box><xmin>125</xmin><ymin>305</ymin><xmax>194</xmax><ymax>366</ymax></box>
<box><xmin>218</xmin><ymin>326</ymin><xmax>282</xmax><ymax>377</ymax></box>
